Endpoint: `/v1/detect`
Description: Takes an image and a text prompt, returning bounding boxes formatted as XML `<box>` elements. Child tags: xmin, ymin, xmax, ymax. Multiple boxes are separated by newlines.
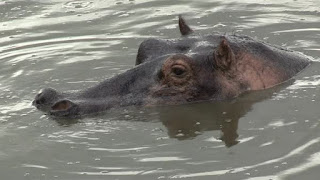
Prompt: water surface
<box><xmin>0</xmin><ymin>0</ymin><xmax>319</xmax><ymax>179</ymax></box>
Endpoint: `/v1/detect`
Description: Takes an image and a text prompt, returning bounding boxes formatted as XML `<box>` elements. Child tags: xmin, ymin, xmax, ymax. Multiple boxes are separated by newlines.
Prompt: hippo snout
<box><xmin>33</xmin><ymin>88</ymin><xmax>81</xmax><ymax>117</ymax></box>
<box><xmin>33</xmin><ymin>88</ymin><xmax>60</xmax><ymax>109</ymax></box>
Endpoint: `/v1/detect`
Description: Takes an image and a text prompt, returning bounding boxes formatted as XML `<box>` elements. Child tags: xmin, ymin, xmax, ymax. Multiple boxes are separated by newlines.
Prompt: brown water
<box><xmin>0</xmin><ymin>0</ymin><xmax>320</xmax><ymax>179</ymax></box>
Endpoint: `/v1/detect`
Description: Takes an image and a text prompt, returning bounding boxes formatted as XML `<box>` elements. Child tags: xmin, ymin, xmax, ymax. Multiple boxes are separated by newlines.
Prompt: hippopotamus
<box><xmin>33</xmin><ymin>16</ymin><xmax>311</xmax><ymax>117</ymax></box>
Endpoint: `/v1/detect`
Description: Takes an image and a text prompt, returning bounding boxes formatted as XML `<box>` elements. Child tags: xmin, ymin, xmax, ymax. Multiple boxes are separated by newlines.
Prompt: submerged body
<box><xmin>33</xmin><ymin>16</ymin><xmax>311</xmax><ymax>117</ymax></box>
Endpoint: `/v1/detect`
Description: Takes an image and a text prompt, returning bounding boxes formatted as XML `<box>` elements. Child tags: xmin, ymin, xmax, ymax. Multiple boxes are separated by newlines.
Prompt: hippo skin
<box><xmin>33</xmin><ymin>16</ymin><xmax>311</xmax><ymax>117</ymax></box>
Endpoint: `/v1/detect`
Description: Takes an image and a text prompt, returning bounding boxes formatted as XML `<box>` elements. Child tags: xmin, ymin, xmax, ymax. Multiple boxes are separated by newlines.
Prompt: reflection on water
<box><xmin>0</xmin><ymin>0</ymin><xmax>319</xmax><ymax>179</ymax></box>
<box><xmin>159</xmin><ymin>83</ymin><xmax>290</xmax><ymax>147</ymax></box>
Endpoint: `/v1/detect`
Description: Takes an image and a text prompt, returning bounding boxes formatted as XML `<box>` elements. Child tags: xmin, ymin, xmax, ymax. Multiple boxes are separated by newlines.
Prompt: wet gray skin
<box><xmin>33</xmin><ymin>16</ymin><xmax>311</xmax><ymax>117</ymax></box>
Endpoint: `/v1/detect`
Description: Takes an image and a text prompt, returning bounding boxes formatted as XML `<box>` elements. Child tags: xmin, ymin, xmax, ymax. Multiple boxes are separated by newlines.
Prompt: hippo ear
<box><xmin>50</xmin><ymin>99</ymin><xmax>78</xmax><ymax>117</ymax></box>
<box><xmin>179</xmin><ymin>15</ymin><xmax>193</xmax><ymax>36</ymax></box>
<box><xmin>214</xmin><ymin>38</ymin><xmax>236</xmax><ymax>71</ymax></box>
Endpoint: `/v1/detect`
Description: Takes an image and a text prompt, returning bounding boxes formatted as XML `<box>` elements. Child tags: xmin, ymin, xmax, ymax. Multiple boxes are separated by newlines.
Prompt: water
<box><xmin>0</xmin><ymin>0</ymin><xmax>319</xmax><ymax>179</ymax></box>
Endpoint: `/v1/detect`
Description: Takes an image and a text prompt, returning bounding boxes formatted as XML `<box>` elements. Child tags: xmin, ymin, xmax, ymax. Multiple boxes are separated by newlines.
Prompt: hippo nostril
<box><xmin>35</xmin><ymin>97</ymin><xmax>46</xmax><ymax>105</ymax></box>
<box><xmin>39</xmin><ymin>97</ymin><xmax>46</xmax><ymax>104</ymax></box>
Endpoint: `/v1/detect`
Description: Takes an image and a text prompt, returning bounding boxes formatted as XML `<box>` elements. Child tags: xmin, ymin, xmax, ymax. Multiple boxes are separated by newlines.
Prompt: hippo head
<box><xmin>33</xmin><ymin>16</ymin><xmax>310</xmax><ymax>117</ymax></box>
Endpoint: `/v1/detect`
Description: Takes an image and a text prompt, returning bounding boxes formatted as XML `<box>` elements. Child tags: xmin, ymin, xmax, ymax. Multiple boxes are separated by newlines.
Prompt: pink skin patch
<box><xmin>236</xmin><ymin>52</ymin><xmax>286</xmax><ymax>90</ymax></box>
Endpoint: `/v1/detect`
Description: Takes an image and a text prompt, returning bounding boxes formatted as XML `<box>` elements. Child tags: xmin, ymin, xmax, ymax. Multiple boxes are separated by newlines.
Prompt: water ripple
<box><xmin>172</xmin><ymin>138</ymin><xmax>320</xmax><ymax>178</ymax></box>
<box><xmin>21</xmin><ymin>164</ymin><xmax>49</xmax><ymax>169</ymax></box>
<box><xmin>0</xmin><ymin>0</ymin><xmax>319</xmax><ymax>179</ymax></box>
<box><xmin>88</xmin><ymin>146</ymin><xmax>150</xmax><ymax>152</ymax></box>
<box><xmin>138</xmin><ymin>156</ymin><xmax>190</xmax><ymax>162</ymax></box>
<box><xmin>245</xmin><ymin>152</ymin><xmax>320</xmax><ymax>180</ymax></box>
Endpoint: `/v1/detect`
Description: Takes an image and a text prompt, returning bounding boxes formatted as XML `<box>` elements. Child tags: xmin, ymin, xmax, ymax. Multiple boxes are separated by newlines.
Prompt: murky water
<box><xmin>0</xmin><ymin>0</ymin><xmax>319</xmax><ymax>179</ymax></box>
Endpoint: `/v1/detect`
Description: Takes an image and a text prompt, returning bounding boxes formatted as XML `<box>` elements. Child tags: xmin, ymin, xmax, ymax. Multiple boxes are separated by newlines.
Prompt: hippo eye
<box><xmin>171</xmin><ymin>65</ymin><xmax>187</xmax><ymax>77</ymax></box>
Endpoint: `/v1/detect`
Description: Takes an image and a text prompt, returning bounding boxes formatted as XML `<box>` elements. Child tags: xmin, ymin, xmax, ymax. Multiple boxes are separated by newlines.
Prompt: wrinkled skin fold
<box><xmin>33</xmin><ymin>16</ymin><xmax>311</xmax><ymax>117</ymax></box>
